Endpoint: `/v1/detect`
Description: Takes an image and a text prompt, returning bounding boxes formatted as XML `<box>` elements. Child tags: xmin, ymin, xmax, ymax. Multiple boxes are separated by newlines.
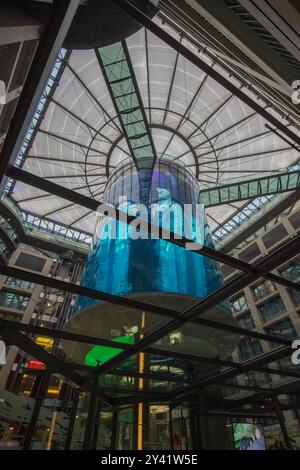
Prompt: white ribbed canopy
<box><xmin>11</xmin><ymin>21</ymin><xmax>298</xmax><ymax>235</ymax></box>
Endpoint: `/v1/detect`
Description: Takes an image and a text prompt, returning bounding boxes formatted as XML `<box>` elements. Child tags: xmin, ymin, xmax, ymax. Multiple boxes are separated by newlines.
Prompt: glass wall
<box><xmin>265</xmin><ymin>319</ymin><xmax>297</xmax><ymax>343</ymax></box>
<box><xmin>115</xmin><ymin>407</ymin><xmax>133</xmax><ymax>450</ymax></box>
<box><xmin>69</xmin><ymin>391</ymin><xmax>89</xmax><ymax>450</ymax></box>
<box><xmin>95</xmin><ymin>409</ymin><xmax>114</xmax><ymax>450</ymax></box>
<box><xmin>0</xmin><ymin>387</ymin><xmax>35</xmax><ymax>449</ymax></box>
<box><xmin>171</xmin><ymin>405</ymin><xmax>191</xmax><ymax>450</ymax></box>
<box><xmin>29</xmin><ymin>376</ymin><xmax>75</xmax><ymax>450</ymax></box>
<box><xmin>147</xmin><ymin>405</ymin><xmax>171</xmax><ymax>450</ymax></box>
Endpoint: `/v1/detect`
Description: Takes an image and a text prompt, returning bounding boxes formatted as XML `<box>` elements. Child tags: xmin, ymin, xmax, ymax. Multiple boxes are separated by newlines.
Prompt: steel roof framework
<box><xmin>2</xmin><ymin>2</ymin><xmax>299</xmax><ymax>236</ymax></box>
<box><xmin>0</xmin><ymin>0</ymin><xmax>299</xmax><ymax>450</ymax></box>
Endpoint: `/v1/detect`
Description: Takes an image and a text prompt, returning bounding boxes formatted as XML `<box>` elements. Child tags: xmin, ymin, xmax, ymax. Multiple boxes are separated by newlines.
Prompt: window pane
<box><xmin>237</xmin><ymin>312</ymin><xmax>255</xmax><ymax>330</ymax></box>
<box><xmin>5</xmin><ymin>277</ymin><xmax>36</xmax><ymax>291</ymax></box>
<box><xmin>258</xmin><ymin>295</ymin><xmax>285</xmax><ymax>322</ymax></box>
<box><xmin>252</xmin><ymin>280</ymin><xmax>276</xmax><ymax>301</ymax></box>
<box><xmin>278</xmin><ymin>260</ymin><xmax>300</xmax><ymax>282</ymax></box>
<box><xmin>262</xmin><ymin>224</ymin><xmax>288</xmax><ymax>249</ymax></box>
<box><xmin>230</xmin><ymin>294</ymin><xmax>248</xmax><ymax>314</ymax></box>
<box><xmin>0</xmin><ymin>289</ymin><xmax>31</xmax><ymax>311</ymax></box>
<box><xmin>289</xmin><ymin>290</ymin><xmax>300</xmax><ymax>306</ymax></box>
<box><xmin>265</xmin><ymin>318</ymin><xmax>297</xmax><ymax>342</ymax></box>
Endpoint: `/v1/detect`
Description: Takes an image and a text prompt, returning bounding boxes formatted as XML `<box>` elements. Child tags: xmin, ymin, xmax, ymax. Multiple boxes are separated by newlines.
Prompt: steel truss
<box><xmin>0</xmin><ymin>1</ymin><xmax>299</xmax><ymax>449</ymax></box>
<box><xmin>0</xmin><ymin>230</ymin><xmax>299</xmax><ymax>400</ymax></box>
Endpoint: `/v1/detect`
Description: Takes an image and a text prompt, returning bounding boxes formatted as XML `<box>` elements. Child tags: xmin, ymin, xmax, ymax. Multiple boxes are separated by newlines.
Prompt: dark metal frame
<box><xmin>109</xmin><ymin>0</ymin><xmax>300</xmax><ymax>148</ymax></box>
<box><xmin>0</xmin><ymin>0</ymin><xmax>81</xmax><ymax>191</ymax></box>
<box><xmin>0</xmin><ymin>198</ymin><xmax>88</xmax><ymax>259</ymax></box>
<box><xmin>0</xmin><ymin>0</ymin><xmax>299</xmax><ymax>450</ymax></box>
<box><xmin>0</xmin><ymin>230</ymin><xmax>299</xmax><ymax>393</ymax></box>
<box><xmin>6</xmin><ymin>165</ymin><xmax>300</xmax><ymax>291</ymax></box>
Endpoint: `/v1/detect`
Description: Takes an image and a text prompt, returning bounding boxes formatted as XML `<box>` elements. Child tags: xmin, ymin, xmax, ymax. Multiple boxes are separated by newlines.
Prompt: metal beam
<box><xmin>190</xmin><ymin>94</ymin><xmax>233</xmax><ymax>138</ymax></box>
<box><xmin>196</xmin><ymin>111</ymin><xmax>256</xmax><ymax>151</ymax></box>
<box><xmin>0</xmin><ymin>326</ymin><xmax>113</xmax><ymax>406</ymax></box>
<box><xmin>83</xmin><ymin>376</ymin><xmax>98</xmax><ymax>450</ymax></box>
<box><xmin>8</xmin><ymin>50</ymin><xmax>72</xmax><ymax>197</ymax></box>
<box><xmin>25</xmin><ymin>155</ymin><xmax>101</xmax><ymax>166</ymax></box>
<box><xmin>6</xmin><ymin>165</ymin><xmax>300</xmax><ymax>293</ymax></box>
<box><xmin>109</xmin><ymin>0</ymin><xmax>300</xmax><ymax>148</ymax></box>
<box><xmin>159</xmin><ymin>73</ymin><xmax>209</xmax><ymax>166</ymax></box>
<box><xmin>0</xmin><ymin>327</ymin><xmax>83</xmax><ymax>386</ymax></box>
<box><xmin>4</xmin><ymin>318</ymin><xmax>298</xmax><ymax>385</ymax></box>
<box><xmin>170</xmin><ymin>345</ymin><xmax>292</xmax><ymax>401</ymax></box>
<box><xmin>0</xmin><ymin>0</ymin><xmax>80</xmax><ymax>191</ymax></box>
<box><xmin>186</xmin><ymin>0</ymin><xmax>297</xmax><ymax>87</ymax></box>
<box><xmin>145</xmin><ymin>29</ymin><xmax>151</xmax><ymax>124</ymax></box>
<box><xmin>0</xmin><ymin>225</ymin><xmax>16</xmax><ymax>253</ymax></box>
<box><xmin>209</xmin><ymin>147</ymin><xmax>293</xmax><ymax>165</ymax></box>
<box><xmin>225</xmin><ymin>377</ymin><xmax>300</xmax><ymax>410</ymax></box>
<box><xmin>156</xmin><ymin>1</ymin><xmax>300</xmax><ymax>123</ymax></box>
<box><xmin>0</xmin><ymin>261</ymin><xmax>295</xmax><ymax>356</ymax></box>
<box><xmin>66</xmin><ymin>62</ymin><xmax>122</xmax><ymax>134</ymax></box>
<box><xmin>82</xmin><ymin>234</ymin><xmax>299</xmax><ymax>383</ymax></box>
<box><xmin>51</xmin><ymin>97</ymin><xmax>130</xmax><ymax>158</ymax></box>
<box><xmin>64</xmin><ymin>388</ymin><xmax>80</xmax><ymax>450</ymax></box>
<box><xmin>0</xmin><ymin>197</ymin><xmax>88</xmax><ymax>258</ymax></box>
<box><xmin>162</xmin><ymin>50</ymin><xmax>180</xmax><ymax>126</ymax></box>
<box><xmin>22</xmin><ymin>371</ymin><xmax>50</xmax><ymax>450</ymax></box>
<box><xmin>217</xmin><ymin>191</ymin><xmax>299</xmax><ymax>252</ymax></box>
<box><xmin>37</xmin><ymin>128</ymin><xmax>105</xmax><ymax>155</ymax></box>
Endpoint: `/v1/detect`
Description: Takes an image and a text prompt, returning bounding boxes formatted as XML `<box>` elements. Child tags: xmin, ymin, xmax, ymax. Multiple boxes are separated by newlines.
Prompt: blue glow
<box><xmin>75</xmin><ymin>162</ymin><xmax>230</xmax><ymax>314</ymax></box>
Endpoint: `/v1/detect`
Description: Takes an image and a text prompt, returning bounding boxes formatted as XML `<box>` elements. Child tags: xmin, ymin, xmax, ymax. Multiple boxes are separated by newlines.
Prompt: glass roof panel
<box><xmin>9</xmin><ymin>21</ymin><xmax>299</xmax><ymax>235</ymax></box>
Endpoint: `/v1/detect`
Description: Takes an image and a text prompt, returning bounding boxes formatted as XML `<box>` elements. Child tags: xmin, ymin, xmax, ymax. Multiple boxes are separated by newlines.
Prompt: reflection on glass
<box><xmin>70</xmin><ymin>391</ymin><xmax>89</xmax><ymax>450</ymax></box>
<box><xmin>0</xmin><ymin>389</ymin><xmax>34</xmax><ymax>449</ymax></box>
<box><xmin>31</xmin><ymin>376</ymin><xmax>72</xmax><ymax>450</ymax></box>
<box><xmin>115</xmin><ymin>407</ymin><xmax>133</xmax><ymax>450</ymax></box>
<box><xmin>96</xmin><ymin>410</ymin><xmax>113</xmax><ymax>450</ymax></box>
<box><xmin>171</xmin><ymin>405</ymin><xmax>191</xmax><ymax>450</ymax></box>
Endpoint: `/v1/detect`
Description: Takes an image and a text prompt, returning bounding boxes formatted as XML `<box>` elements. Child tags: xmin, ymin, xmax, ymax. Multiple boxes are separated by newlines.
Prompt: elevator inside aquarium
<box><xmin>62</xmin><ymin>158</ymin><xmax>239</xmax><ymax>450</ymax></box>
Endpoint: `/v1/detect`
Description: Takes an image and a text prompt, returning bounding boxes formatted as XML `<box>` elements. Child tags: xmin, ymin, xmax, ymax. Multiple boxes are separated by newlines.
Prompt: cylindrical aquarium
<box><xmin>62</xmin><ymin>159</ymin><xmax>239</xmax><ymax>368</ymax></box>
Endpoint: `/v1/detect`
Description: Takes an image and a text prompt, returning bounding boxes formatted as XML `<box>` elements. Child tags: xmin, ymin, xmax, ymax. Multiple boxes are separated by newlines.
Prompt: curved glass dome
<box><xmin>10</xmin><ymin>18</ymin><xmax>299</xmax><ymax>236</ymax></box>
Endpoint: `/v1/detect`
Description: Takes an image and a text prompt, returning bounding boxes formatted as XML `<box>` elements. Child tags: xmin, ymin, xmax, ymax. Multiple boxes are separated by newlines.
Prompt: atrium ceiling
<box><xmin>8</xmin><ymin>9</ymin><xmax>300</xmax><ymax>236</ymax></box>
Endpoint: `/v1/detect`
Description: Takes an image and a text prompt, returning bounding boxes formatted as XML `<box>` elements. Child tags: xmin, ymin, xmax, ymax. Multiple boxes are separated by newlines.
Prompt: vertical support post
<box><xmin>23</xmin><ymin>370</ymin><xmax>50</xmax><ymax>450</ymax></box>
<box><xmin>169</xmin><ymin>406</ymin><xmax>174</xmax><ymax>450</ymax></box>
<box><xmin>272</xmin><ymin>394</ymin><xmax>291</xmax><ymax>448</ymax></box>
<box><xmin>111</xmin><ymin>409</ymin><xmax>118</xmax><ymax>450</ymax></box>
<box><xmin>92</xmin><ymin>399</ymin><xmax>102</xmax><ymax>449</ymax></box>
<box><xmin>64</xmin><ymin>388</ymin><xmax>80</xmax><ymax>450</ymax></box>
<box><xmin>132</xmin><ymin>402</ymin><xmax>139</xmax><ymax>450</ymax></box>
<box><xmin>189</xmin><ymin>402</ymin><xmax>201</xmax><ymax>450</ymax></box>
<box><xmin>198</xmin><ymin>391</ymin><xmax>211</xmax><ymax>449</ymax></box>
<box><xmin>83</xmin><ymin>377</ymin><xmax>98</xmax><ymax>450</ymax></box>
